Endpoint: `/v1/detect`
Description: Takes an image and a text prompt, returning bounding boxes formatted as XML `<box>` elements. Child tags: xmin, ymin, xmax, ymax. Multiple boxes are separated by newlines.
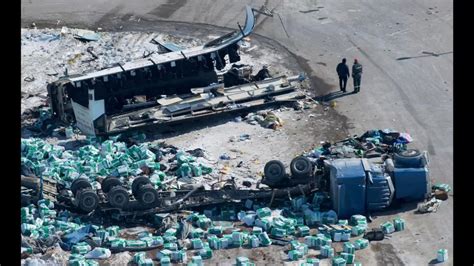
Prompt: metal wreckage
<box><xmin>47</xmin><ymin>6</ymin><xmax>305</xmax><ymax>136</ymax></box>
<box><xmin>23</xmin><ymin>7</ymin><xmax>433</xmax><ymax>221</ymax></box>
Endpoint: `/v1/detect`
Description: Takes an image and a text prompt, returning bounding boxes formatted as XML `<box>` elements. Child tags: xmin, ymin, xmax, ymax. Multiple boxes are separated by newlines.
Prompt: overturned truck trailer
<box><xmin>47</xmin><ymin>6</ymin><xmax>304</xmax><ymax>136</ymax></box>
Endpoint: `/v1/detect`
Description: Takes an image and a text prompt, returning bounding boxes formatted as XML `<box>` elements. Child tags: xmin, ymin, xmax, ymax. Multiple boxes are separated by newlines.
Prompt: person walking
<box><xmin>336</xmin><ymin>58</ymin><xmax>350</xmax><ymax>92</ymax></box>
<box><xmin>352</xmin><ymin>59</ymin><xmax>363</xmax><ymax>93</ymax></box>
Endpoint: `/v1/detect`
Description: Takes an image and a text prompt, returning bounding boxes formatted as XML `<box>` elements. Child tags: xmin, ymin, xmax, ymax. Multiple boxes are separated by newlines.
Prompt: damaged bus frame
<box><xmin>47</xmin><ymin>6</ymin><xmax>305</xmax><ymax>136</ymax></box>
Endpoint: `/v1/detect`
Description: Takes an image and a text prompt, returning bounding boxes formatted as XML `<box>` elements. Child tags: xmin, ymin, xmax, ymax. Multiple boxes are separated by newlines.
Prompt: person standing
<box><xmin>336</xmin><ymin>58</ymin><xmax>350</xmax><ymax>92</ymax></box>
<box><xmin>352</xmin><ymin>59</ymin><xmax>363</xmax><ymax>93</ymax></box>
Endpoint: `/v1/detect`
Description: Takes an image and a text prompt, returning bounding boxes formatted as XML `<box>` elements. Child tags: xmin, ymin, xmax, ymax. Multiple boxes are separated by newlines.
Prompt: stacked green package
<box><xmin>126</xmin><ymin>240</ymin><xmax>147</xmax><ymax>248</ymax></box>
<box><xmin>351</xmin><ymin>225</ymin><xmax>366</xmax><ymax>236</ymax></box>
<box><xmin>191</xmin><ymin>238</ymin><xmax>204</xmax><ymax>249</ymax></box>
<box><xmin>350</xmin><ymin>215</ymin><xmax>367</xmax><ymax>226</ymax></box>
<box><xmin>288</xmin><ymin>250</ymin><xmax>303</xmax><ymax>261</ymax></box>
<box><xmin>160</xmin><ymin>256</ymin><xmax>171</xmax><ymax>266</ymax></box>
<box><xmin>271</xmin><ymin>227</ymin><xmax>287</xmax><ymax>238</ymax></box>
<box><xmin>110</xmin><ymin>239</ymin><xmax>127</xmax><ymax>249</ymax></box>
<box><xmin>297</xmin><ymin>226</ymin><xmax>310</xmax><ymax>236</ymax></box>
<box><xmin>191</xmin><ymin>255</ymin><xmax>203</xmax><ymax>266</ymax></box>
<box><xmin>191</xmin><ymin>228</ymin><xmax>205</xmax><ymax>238</ymax></box>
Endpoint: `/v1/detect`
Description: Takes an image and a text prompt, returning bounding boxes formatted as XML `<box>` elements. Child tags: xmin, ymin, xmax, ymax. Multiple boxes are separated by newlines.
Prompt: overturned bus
<box><xmin>47</xmin><ymin>6</ymin><xmax>305</xmax><ymax>136</ymax></box>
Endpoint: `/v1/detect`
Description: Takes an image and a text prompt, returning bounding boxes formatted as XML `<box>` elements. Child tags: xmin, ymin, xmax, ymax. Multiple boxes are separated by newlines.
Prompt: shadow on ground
<box><xmin>314</xmin><ymin>90</ymin><xmax>354</xmax><ymax>102</ymax></box>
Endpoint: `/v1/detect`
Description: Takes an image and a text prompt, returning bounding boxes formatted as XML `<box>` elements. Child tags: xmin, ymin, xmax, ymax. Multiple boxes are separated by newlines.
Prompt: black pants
<box><xmin>353</xmin><ymin>75</ymin><xmax>361</xmax><ymax>92</ymax></box>
<box><xmin>339</xmin><ymin>76</ymin><xmax>348</xmax><ymax>91</ymax></box>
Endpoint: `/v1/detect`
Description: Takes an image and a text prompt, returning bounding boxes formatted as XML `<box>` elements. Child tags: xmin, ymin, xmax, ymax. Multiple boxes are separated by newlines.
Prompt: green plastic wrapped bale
<box><xmin>350</xmin><ymin>215</ymin><xmax>367</xmax><ymax>226</ymax></box>
<box><xmin>163</xmin><ymin>235</ymin><xmax>177</xmax><ymax>243</ymax></box>
<box><xmin>432</xmin><ymin>183</ymin><xmax>451</xmax><ymax>192</ymax></box>
<box><xmin>139</xmin><ymin>237</ymin><xmax>154</xmax><ymax>247</ymax></box>
<box><xmin>191</xmin><ymin>228</ymin><xmax>205</xmax><ymax>238</ymax></box>
<box><xmin>160</xmin><ymin>256</ymin><xmax>171</xmax><ymax>266</ymax></box>
<box><xmin>248</xmin><ymin>235</ymin><xmax>260</xmax><ymax>248</ymax></box>
<box><xmin>437</xmin><ymin>249</ymin><xmax>448</xmax><ymax>262</ymax></box>
<box><xmin>178</xmin><ymin>163</ymin><xmax>192</xmax><ymax>177</ymax></box>
<box><xmin>306</xmin><ymin>258</ymin><xmax>320</xmax><ymax>266</ymax></box>
<box><xmin>110</xmin><ymin>239</ymin><xmax>127</xmax><ymax>248</ymax></box>
<box><xmin>191</xmin><ymin>255</ymin><xmax>203</xmax><ymax>266</ymax></box>
<box><xmin>157</xmin><ymin>249</ymin><xmax>173</xmax><ymax>260</ymax></box>
<box><xmin>380</xmin><ymin>221</ymin><xmax>395</xmax><ymax>234</ymax></box>
<box><xmin>258</xmin><ymin>232</ymin><xmax>272</xmax><ymax>246</ymax></box>
<box><xmin>151</xmin><ymin>236</ymin><xmax>164</xmax><ymax>246</ymax></box>
<box><xmin>321</xmin><ymin>245</ymin><xmax>334</xmax><ymax>258</ymax></box>
<box><xmin>297</xmin><ymin>226</ymin><xmax>310</xmax><ymax>237</ymax></box>
<box><xmin>304</xmin><ymin>236</ymin><xmax>318</xmax><ymax>248</ymax></box>
<box><xmin>21</xmin><ymin>223</ymin><xmax>37</xmax><ymax>235</ymax></box>
<box><xmin>256</xmin><ymin>207</ymin><xmax>272</xmax><ymax>218</ymax></box>
<box><xmin>165</xmin><ymin>228</ymin><xmax>177</xmax><ymax>236</ymax></box>
<box><xmin>68</xmin><ymin>259</ymin><xmax>87</xmax><ymax>266</ymax></box>
<box><xmin>133</xmin><ymin>252</ymin><xmax>147</xmax><ymax>263</ymax></box>
<box><xmin>190</xmin><ymin>162</ymin><xmax>203</xmax><ymax>176</ymax></box>
<box><xmin>354</xmin><ymin>238</ymin><xmax>369</xmax><ymax>250</ymax></box>
<box><xmin>271</xmin><ymin>227</ymin><xmax>287</xmax><ymax>238</ymax></box>
<box><xmin>351</xmin><ymin>225</ymin><xmax>367</xmax><ymax>236</ymax></box>
<box><xmin>197</xmin><ymin>217</ymin><xmax>212</xmax><ymax>229</ymax></box>
<box><xmin>341</xmin><ymin>252</ymin><xmax>355</xmax><ymax>264</ymax></box>
<box><xmin>164</xmin><ymin>242</ymin><xmax>178</xmax><ymax>251</ymax></box>
<box><xmin>252</xmin><ymin>227</ymin><xmax>263</xmax><ymax>235</ymax></box>
<box><xmin>343</xmin><ymin>242</ymin><xmax>355</xmax><ymax>254</ymax></box>
<box><xmin>171</xmin><ymin>250</ymin><xmax>188</xmax><ymax>263</ymax></box>
<box><xmin>353</xmin><ymin>261</ymin><xmax>362</xmax><ymax>266</ymax></box>
<box><xmin>393</xmin><ymin>218</ymin><xmax>406</xmax><ymax>231</ymax></box>
<box><xmin>208</xmin><ymin>236</ymin><xmax>220</xmax><ymax>250</ymax></box>
<box><xmin>219</xmin><ymin>237</ymin><xmax>230</xmax><ymax>249</ymax></box>
<box><xmin>236</xmin><ymin>257</ymin><xmax>250</xmax><ymax>266</ymax></box>
<box><xmin>232</xmin><ymin>232</ymin><xmax>244</xmax><ymax>247</ymax></box>
<box><xmin>255</xmin><ymin>217</ymin><xmax>272</xmax><ymax>231</ymax></box>
<box><xmin>291</xmin><ymin>196</ymin><xmax>307</xmax><ymax>211</ymax></box>
<box><xmin>106</xmin><ymin>226</ymin><xmax>120</xmax><ymax>237</ymax></box>
<box><xmin>288</xmin><ymin>250</ymin><xmax>303</xmax><ymax>261</ymax></box>
<box><xmin>72</xmin><ymin>243</ymin><xmax>91</xmax><ymax>255</ymax></box>
<box><xmin>21</xmin><ymin>247</ymin><xmax>33</xmax><ymax>254</ymax></box>
<box><xmin>332</xmin><ymin>256</ymin><xmax>347</xmax><ymax>266</ymax></box>
<box><xmin>199</xmin><ymin>247</ymin><xmax>213</xmax><ymax>259</ymax></box>
<box><xmin>126</xmin><ymin>240</ymin><xmax>147</xmax><ymax>248</ymax></box>
<box><xmin>338</xmin><ymin>220</ymin><xmax>348</xmax><ymax>226</ymax></box>
<box><xmin>137</xmin><ymin>258</ymin><xmax>154</xmax><ymax>266</ymax></box>
<box><xmin>200</xmin><ymin>164</ymin><xmax>213</xmax><ymax>174</ymax></box>
<box><xmin>208</xmin><ymin>226</ymin><xmax>223</xmax><ymax>235</ymax></box>
<box><xmin>191</xmin><ymin>238</ymin><xmax>204</xmax><ymax>249</ymax></box>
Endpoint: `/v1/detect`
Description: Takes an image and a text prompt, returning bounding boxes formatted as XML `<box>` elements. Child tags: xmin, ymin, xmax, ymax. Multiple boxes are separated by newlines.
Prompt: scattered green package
<box><xmin>343</xmin><ymin>242</ymin><xmax>355</xmax><ymax>254</ymax></box>
<box><xmin>258</xmin><ymin>232</ymin><xmax>272</xmax><ymax>246</ymax></box>
<box><xmin>271</xmin><ymin>227</ymin><xmax>287</xmax><ymax>238</ymax></box>
<box><xmin>350</xmin><ymin>215</ymin><xmax>367</xmax><ymax>226</ymax></box>
<box><xmin>288</xmin><ymin>250</ymin><xmax>303</xmax><ymax>261</ymax></box>
<box><xmin>437</xmin><ymin>249</ymin><xmax>448</xmax><ymax>262</ymax></box>
<box><xmin>208</xmin><ymin>226</ymin><xmax>223</xmax><ymax>235</ymax></box>
<box><xmin>191</xmin><ymin>238</ymin><xmax>204</xmax><ymax>249</ymax></box>
<box><xmin>256</xmin><ymin>207</ymin><xmax>272</xmax><ymax>218</ymax></box>
<box><xmin>341</xmin><ymin>252</ymin><xmax>355</xmax><ymax>264</ymax></box>
<box><xmin>198</xmin><ymin>247</ymin><xmax>213</xmax><ymax>259</ymax></box>
<box><xmin>380</xmin><ymin>221</ymin><xmax>395</xmax><ymax>234</ymax></box>
<box><xmin>160</xmin><ymin>256</ymin><xmax>171</xmax><ymax>266</ymax></box>
<box><xmin>338</xmin><ymin>220</ymin><xmax>348</xmax><ymax>226</ymax></box>
<box><xmin>72</xmin><ymin>243</ymin><xmax>91</xmax><ymax>255</ymax></box>
<box><xmin>305</xmin><ymin>257</ymin><xmax>320</xmax><ymax>266</ymax></box>
<box><xmin>191</xmin><ymin>255</ymin><xmax>203</xmax><ymax>266</ymax></box>
<box><xmin>432</xmin><ymin>183</ymin><xmax>451</xmax><ymax>192</ymax></box>
<box><xmin>332</xmin><ymin>256</ymin><xmax>347</xmax><ymax>266</ymax></box>
<box><xmin>354</xmin><ymin>238</ymin><xmax>369</xmax><ymax>250</ymax></box>
<box><xmin>393</xmin><ymin>218</ymin><xmax>405</xmax><ymax>231</ymax></box>
<box><xmin>321</xmin><ymin>245</ymin><xmax>334</xmax><ymax>258</ymax></box>
<box><xmin>163</xmin><ymin>242</ymin><xmax>178</xmax><ymax>251</ymax></box>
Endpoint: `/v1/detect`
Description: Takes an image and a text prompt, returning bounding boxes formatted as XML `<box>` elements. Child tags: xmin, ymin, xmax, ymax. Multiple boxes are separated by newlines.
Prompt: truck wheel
<box><xmin>102</xmin><ymin>177</ymin><xmax>122</xmax><ymax>193</ymax></box>
<box><xmin>77</xmin><ymin>189</ymin><xmax>99</xmax><ymax>213</ymax></box>
<box><xmin>71</xmin><ymin>178</ymin><xmax>92</xmax><ymax>195</ymax></box>
<box><xmin>136</xmin><ymin>184</ymin><xmax>158</xmax><ymax>206</ymax></box>
<box><xmin>290</xmin><ymin>156</ymin><xmax>313</xmax><ymax>179</ymax></box>
<box><xmin>108</xmin><ymin>186</ymin><xmax>129</xmax><ymax>208</ymax></box>
<box><xmin>132</xmin><ymin>176</ymin><xmax>151</xmax><ymax>198</ymax></box>
<box><xmin>393</xmin><ymin>149</ymin><xmax>423</xmax><ymax>168</ymax></box>
<box><xmin>263</xmin><ymin>160</ymin><xmax>286</xmax><ymax>186</ymax></box>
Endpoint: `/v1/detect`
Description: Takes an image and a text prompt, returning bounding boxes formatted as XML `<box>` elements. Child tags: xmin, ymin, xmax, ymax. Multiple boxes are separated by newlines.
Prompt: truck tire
<box><xmin>132</xmin><ymin>176</ymin><xmax>151</xmax><ymax>198</ymax></box>
<box><xmin>290</xmin><ymin>156</ymin><xmax>313</xmax><ymax>179</ymax></box>
<box><xmin>77</xmin><ymin>189</ymin><xmax>99</xmax><ymax>213</ymax></box>
<box><xmin>263</xmin><ymin>160</ymin><xmax>287</xmax><ymax>186</ymax></box>
<box><xmin>102</xmin><ymin>177</ymin><xmax>122</xmax><ymax>193</ymax></box>
<box><xmin>136</xmin><ymin>184</ymin><xmax>158</xmax><ymax>207</ymax></box>
<box><xmin>393</xmin><ymin>149</ymin><xmax>423</xmax><ymax>168</ymax></box>
<box><xmin>71</xmin><ymin>178</ymin><xmax>92</xmax><ymax>195</ymax></box>
<box><xmin>108</xmin><ymin>186</ymin><xmax>129</xmax><ymax>208</ymax></box>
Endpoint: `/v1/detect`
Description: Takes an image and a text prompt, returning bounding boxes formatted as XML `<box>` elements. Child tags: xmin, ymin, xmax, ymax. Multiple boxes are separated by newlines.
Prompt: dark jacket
<box><xmin>336</xmin><ymin>63</ymin><xmax>350</xmax><ymax>78</ymax></box>
<box><xmin>352</xmin><ymin>63</ymin><xmax>363</xmax><ymax>78</ymax></box>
